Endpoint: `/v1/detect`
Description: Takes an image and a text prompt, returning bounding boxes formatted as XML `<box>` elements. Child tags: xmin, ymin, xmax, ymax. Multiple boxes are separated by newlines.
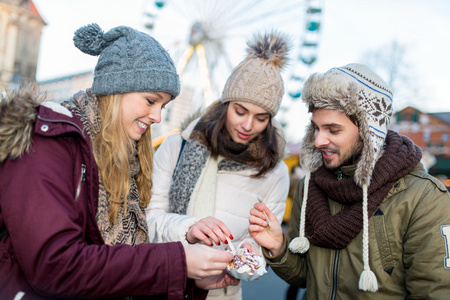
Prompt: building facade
<box><xmin>391</xmin><ymin>106</ymin><xmax>450</xmax><ymax>177</ymax></box>
<box><xmin>39</xmin><ymin>71</ymin><xmax>93</xmax><ymax>102</ymax></box>
<box><xmin>0</xmin><ymin>0</ymin><xmax>45</xmax><ymax>90</ymax></box>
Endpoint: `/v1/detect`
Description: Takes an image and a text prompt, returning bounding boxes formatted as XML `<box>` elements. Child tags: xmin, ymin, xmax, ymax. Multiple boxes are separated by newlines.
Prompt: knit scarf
<box><xmin>62</xmin><ymin>90</ymin><xmax>148</xmax><ymax>246</ymax></box>
<box><xmin>169</xmin><ymin>103</ymin><xmax>268</xmax><ymax>215</ymax></box>
<box><xmin>305</xmin><ymin>130</ymin><xmax>422</xmax><ymax>249</ymax></box>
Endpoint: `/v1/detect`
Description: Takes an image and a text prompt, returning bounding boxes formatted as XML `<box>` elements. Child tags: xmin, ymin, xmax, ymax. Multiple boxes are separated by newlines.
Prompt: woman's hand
<box><xmin>184</xmin><ymin>244</ymin><xmax>234</xmax><ymax>279</ymax></box>
<box><xmin>195</xmin><ymin>271</ymin><xmax>240</xmax><ymax>290</ymax></box>
<box><xmin>248</xmin><ymin>203</ymin><xmax>284</xmax><ymax>257</ymax></box>
<box><xmin>186</xmin><ymin>216</ymin><xmax>233</xmax><ymax>246</ymax></box>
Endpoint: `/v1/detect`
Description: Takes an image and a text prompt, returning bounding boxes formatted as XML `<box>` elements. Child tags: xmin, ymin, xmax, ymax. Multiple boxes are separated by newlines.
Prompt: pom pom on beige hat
<box><xmin>220</xmin><ymin>31</ymin><xmax>291</xmax><ymax>117</ymax></box>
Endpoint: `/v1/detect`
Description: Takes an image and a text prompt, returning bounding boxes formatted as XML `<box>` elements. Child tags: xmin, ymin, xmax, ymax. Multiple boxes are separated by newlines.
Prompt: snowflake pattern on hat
<box><xmin>336</xmin><ymin>64</ymin><xmax>393</xmax><ymax>180</ymax></box>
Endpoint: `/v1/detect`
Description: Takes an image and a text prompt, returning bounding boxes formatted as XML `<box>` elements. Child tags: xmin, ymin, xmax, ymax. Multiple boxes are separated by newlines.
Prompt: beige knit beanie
<box><xmin>220</xmin><ymin>31</ymin><xmax>290</xmax><ymax>117</ymax></box>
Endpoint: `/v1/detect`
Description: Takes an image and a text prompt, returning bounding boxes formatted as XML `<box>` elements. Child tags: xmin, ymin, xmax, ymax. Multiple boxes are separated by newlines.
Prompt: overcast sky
<box><xmin>32</xmin><ymin>0</ymin><xmax>450</xmax><ymax>141</ymax></box>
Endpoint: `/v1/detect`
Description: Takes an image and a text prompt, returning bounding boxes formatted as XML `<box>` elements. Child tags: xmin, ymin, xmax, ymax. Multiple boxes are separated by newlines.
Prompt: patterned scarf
<box><xmin>62</xmin><ymin>90</ymin><xmax>148</xmax><ymax>246</ymax></box>
<box><xmin>305</xmin><ymin>130</ymin><xmax>422</xmax><ymax>249</ymax></box>
<box><xmin>169</xmin><ymin>103</ymin><xmax>270</xmax><ymax>215</ymax></box>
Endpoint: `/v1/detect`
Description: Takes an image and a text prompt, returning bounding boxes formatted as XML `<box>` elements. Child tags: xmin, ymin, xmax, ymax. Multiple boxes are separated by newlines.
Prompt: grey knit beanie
<box><xmin>73</xmin><ymin>23</ymin><xmax>180</xmax><ymax>99</ymax></box>
<box><xmin>220</xmin><ymin>31</ymin><xmax>290</xmax><ymax>117</ymax></box>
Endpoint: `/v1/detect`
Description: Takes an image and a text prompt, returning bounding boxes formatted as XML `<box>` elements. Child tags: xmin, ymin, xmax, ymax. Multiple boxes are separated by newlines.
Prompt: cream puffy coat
<box><xmin>146</xmin><ymin>120</ymin><xmax>289</xmax><ymax>299</ymax></box>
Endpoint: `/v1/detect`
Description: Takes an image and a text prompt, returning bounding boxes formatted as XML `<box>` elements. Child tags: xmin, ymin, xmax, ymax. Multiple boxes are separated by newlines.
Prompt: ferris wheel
<box><xmin>141</xmin><ymin>0</ymin><xmax>323</xmax><ymax>135</ymax></box>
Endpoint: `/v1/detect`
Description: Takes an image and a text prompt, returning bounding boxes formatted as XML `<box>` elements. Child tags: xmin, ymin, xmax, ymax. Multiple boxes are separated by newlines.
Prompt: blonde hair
<box><xmin>94</xmin><ymin>94</ymin><xmax>153</xmax><ymax>222</ymax></box>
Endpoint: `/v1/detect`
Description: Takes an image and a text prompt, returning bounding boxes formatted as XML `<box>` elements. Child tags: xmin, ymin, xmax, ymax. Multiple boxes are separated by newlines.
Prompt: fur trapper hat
<box><xmin>289</xmin><ymin>63</ymin><xmax>393</xmax><ymax>293</ymax></box>
<box><xmin>300</xmin><ymin>63</ymin><xmax>393</xmax><ymax>186</ymax></box>
<box><xmin>220</xmin><ymin>31</ymin><xmax>290</xmax><ymax>117</ymax></box>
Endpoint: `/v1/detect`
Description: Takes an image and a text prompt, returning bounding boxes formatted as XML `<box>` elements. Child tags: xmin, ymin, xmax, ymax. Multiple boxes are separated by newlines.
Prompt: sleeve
<box><xmin>287</xmin><ymin>178</ymin><xmax>304</xmax><ymax>240</ymax></box>
<box><xmin>403</xmin><ymin>179</ymin><xmax>450</xmax><ymax>299</ymax></box>
<box><xmin>263</xmin><ymin>178</ymin><xmax>308</xmax><ymax>287</ymax></box>
<box><xmin>0</xmin><ymin>134</ymin><xmax>189</xmax><ymax>299</ymax></box>
<box><xmin>146</xmin><ymin>133</ymin><xmax>200</xmax><ymax>244</ymax></box>
<box><xmin>186</xmin><ymin>280</ymin><xmax>208</xmax><ymax>300</ymax></box>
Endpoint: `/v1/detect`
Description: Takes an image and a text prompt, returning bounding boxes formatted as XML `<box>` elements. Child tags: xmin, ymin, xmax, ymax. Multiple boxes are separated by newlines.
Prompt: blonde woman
<box><xmin>0</xmin><ymin>23</ymin><xmax>237</xmax><ymax>299</ymax></box>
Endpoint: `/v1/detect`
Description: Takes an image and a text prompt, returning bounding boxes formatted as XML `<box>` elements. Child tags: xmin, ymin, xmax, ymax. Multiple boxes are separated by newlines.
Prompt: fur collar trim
<box><xmin>0</xmin><ymin>87</ymin><xmax>71</xmax><ymax>162</ymax></box>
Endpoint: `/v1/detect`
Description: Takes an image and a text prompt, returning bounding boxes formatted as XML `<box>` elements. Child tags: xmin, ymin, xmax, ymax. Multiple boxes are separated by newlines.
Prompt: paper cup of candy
<box><xmin>226</xmin><ymin>248</ymin><xmax>267</xmax><ymax>281</ymax></box>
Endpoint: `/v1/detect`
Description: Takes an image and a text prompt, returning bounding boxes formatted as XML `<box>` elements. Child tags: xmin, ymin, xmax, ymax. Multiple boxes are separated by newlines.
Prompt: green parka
<box><xmin>264</xmin><ymin>163</ymin><xmax>450</xmax><ymax>299</ymax></box>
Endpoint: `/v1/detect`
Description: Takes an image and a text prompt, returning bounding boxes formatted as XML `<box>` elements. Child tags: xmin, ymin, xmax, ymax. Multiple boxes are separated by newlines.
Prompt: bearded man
<box><xmin>249</xmin><ymin>63</ymin><xmax>450</xmax><ymax>299</ymax></box>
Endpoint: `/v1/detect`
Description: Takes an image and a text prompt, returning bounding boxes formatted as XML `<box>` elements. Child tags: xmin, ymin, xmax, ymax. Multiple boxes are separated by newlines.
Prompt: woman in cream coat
<box><xmin>146</xmin><ymin>31</ymin><xmax>290</xmax><ymax>300</ymax></box>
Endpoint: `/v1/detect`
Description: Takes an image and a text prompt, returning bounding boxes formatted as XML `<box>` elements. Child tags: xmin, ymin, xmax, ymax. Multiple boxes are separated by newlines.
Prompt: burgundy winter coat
<box><xmin>0</xmin><ymin>100</ymin><xmax>207</xmax><ymax>299</ymax></box>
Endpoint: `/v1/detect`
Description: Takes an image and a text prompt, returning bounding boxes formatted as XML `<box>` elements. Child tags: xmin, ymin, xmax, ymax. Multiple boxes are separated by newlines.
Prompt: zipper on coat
<box><xmin>331</xmin><ymin>249</ymin><xmax>340</xmax><ymax>300</ymax></box>
<box><xmin>75</xmin><ymin>164</ymin><xmax>86</xmax><ymax>202</ymax></box>
<box><xmin>331</xmin><ymin>203</ymin><xmax>345</xmax><ymax>299</ymax></box>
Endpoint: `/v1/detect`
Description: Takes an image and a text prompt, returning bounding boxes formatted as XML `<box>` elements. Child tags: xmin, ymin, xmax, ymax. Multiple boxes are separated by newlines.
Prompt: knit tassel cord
<box><xmin>358</xmin><ymin>183</ymin><xmax>378</xmax><ymax>292</ymax></box>
<box><xmin>289</xmin><ymin>172</ymin><xmax>310</xmax><ymax>254</ymax></box>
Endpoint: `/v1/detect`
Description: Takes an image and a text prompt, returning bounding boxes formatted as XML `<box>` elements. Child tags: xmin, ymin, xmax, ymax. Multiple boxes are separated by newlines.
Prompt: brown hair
<box><xmin>204</xmin><ymin>102</ymin><xmax>281</xmax><ymax>178</ymax></box>
<box><xmin>93</xmin><ymin>94</ymin><xmax>153</xmax><ymax>222</ymax></box>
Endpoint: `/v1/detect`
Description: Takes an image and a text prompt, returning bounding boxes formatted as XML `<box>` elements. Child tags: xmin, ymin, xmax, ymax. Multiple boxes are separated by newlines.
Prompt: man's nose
<box><xmin>314</xmin><ymin>130</ymin><xmax>329</xmax><ymax>148</ymax></box>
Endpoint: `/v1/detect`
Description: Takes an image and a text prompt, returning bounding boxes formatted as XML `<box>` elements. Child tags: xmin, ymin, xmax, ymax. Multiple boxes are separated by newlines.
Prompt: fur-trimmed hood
<box><xmin>0</xmin><ymin>87</ymin><xmax>75</xmax><ymax>163</ymax></box>
<box><xmin>0</xmin><ymin>87</ymin><xmax>43</xmax><ymax>163</ymax></box>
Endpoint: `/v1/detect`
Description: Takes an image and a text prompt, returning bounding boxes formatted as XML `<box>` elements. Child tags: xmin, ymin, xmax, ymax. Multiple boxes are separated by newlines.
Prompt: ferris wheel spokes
<box><xmin>142</xmin><ymin>0</ymin><xmax>323</xmax><ymax>138</ymax></box>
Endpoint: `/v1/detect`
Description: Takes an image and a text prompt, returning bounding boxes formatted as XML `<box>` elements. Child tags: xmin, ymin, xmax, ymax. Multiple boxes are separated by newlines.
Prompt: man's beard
<box><xmin>323</xmin><ymin>139</ymin><xmax>364</xmax><ymax>171</ymax></box>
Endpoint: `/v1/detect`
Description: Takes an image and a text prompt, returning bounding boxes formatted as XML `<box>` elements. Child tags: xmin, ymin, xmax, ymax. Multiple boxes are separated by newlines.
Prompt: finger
<box><xmin>248</xmin><ymin>214</ymin><xmax>268</xmax><ymax>228</ymax></box>
<box><xmin>214</xmin><ymin>249</ymin><xmax>234</xmax><ymax>262</ymax></box>
<box><xmin>249</xmin><ymin>207</ymin><xmax>260</xmax><ymax>217</ymax></box>
<box><xmin>209</xmin><ymin>223</ymin><xmax>231</xmax><ymax>246</ymax></box>
<box><xmin>224</xmin><ymin>273</ymin><xmax>240</xmax><ymax>286</ymax></box>
<box><xmin>260</xmin><ymin>203</ymin><xmax>276</xmax><ymax>222</ymax></box>
<box><xmin>198</xmin><ymin>268</ymin><xmax>224</xmax><ymax>278</ymax></box>
<box><xmin>191</xmin><ymin>223</ymin><xmax>219</xmax><ymax>246</ymax></box>
<box><xmin>250</xmin><ymin>205</ymin><xmax>271</xmax><ymax>226</ymax></box>
<box><xmin>200</xmin><ymin>245</ymin><xmax>234</xmax><ymax>261</ymax></box>
<box><xmin>250</xmin><ymin>207</ymin><xmax>268</xmax><ymax>225</ymax></box>
<box><xmin>191</xmin><ymin>228</ymin><xmax>214</xmax><ymax>246</ymax></box>
<box><xmin>197</xmin><ymin>263</ymin><xmax>229</xmax><ymax>278</ymax></box>
<box><xmin>248</xmin><ymin>224</ymin><xmax>267</xmax><ymax>238</ymax></box>
<box><xmin>205</xmin><ymin>217</ymin><xmax>233</xmax><ymax>244</ymax></box>
<box><xmin>213</xmin><ymin>248</ymin><xmax>234</xmax><ymax>263</ymax></box>
<box><xmin>193</xmin><ymin>218</ymin><xmax>224</xmax><ymax>245</ymax></box>
<box><xmin>200</xmin><ymin>224</ymin><xmax>223</xmax><ymax>246</ymax></box>
<box><xmin>188</xmin><ymin>222</ymin><xmax>208</xmax><ymax>245</ymax></box>
<box><xmin>254</xmin><ymin>202</ymin><xmax>265</xmax><ymax>211</ymax></box>
<box><xmin>195</xmin><ymin>258</ymin><xmax>228</xmax><ymax>275</ymax></box>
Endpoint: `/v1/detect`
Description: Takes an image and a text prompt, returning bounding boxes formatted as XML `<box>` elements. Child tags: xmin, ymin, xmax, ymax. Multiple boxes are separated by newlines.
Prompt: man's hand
<box><xmin>248</xmin><ymin>203</ymin><xmax>284</xmax><ymax>256</ymax></box>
